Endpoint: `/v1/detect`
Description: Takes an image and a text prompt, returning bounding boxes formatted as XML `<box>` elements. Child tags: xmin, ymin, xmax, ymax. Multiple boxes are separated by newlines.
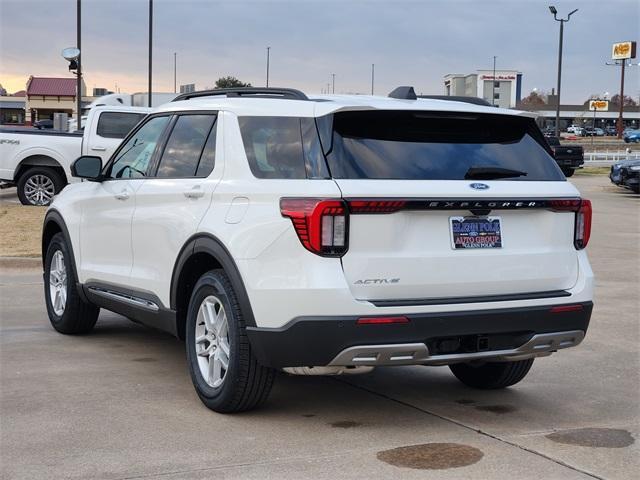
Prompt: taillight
<box><xmin>348</xmin><ymin>200</ymin><xmax>406</xmax><ymax>214</ymax></box>
<box><xmin>280</xmin><ymin>198</ymin><xmax>348</xmax><ymax>257</ymax></box>
<box><xmin>574</xmin><ymin>199</ymin><xmax>592</xmax><ymax>249</ymax></box>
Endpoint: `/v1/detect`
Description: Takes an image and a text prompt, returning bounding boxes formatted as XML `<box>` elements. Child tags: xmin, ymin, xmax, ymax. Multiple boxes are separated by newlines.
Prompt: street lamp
<box><xmin>549</xmin><ymin>6</ymin><xmax>578</xmax><ymax>137</ymax></box>
<box><xmin>62</xmin><ymin>47</ymin><xmax>81</xmax><ymax>130</ymax></box>
<box><xmin>266</xmin><ymin>47</ymin><xmax>271</xmax><ymax>87</ymax></box>
<box><xmin>492</xmin><ymin>56</ymin><xmax>497</xmax><ymax>106</ymax></box>
<box><xmin>331</xmin><ymin>73</ymin><xmax>335</xmax><ymax>94</ymax></box>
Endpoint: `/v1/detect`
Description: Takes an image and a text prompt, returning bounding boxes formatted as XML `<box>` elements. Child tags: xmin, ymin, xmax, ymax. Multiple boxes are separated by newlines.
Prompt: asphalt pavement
<box><xmin>0</xmin><ymin>175</ymin><xmax>638</xmax><ymax>480</ymax></box>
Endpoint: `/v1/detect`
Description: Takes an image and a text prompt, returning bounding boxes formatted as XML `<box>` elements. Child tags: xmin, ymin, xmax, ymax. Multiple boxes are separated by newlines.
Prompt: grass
<box><xmin>0</xmin><ymin>204</ymin><xmax>46</xmax><ymax>257</ymax></box>
<box><xmin>574</xmin><ymin>166</ymin><xmax>611</xmax><ymax>176</ymax></box>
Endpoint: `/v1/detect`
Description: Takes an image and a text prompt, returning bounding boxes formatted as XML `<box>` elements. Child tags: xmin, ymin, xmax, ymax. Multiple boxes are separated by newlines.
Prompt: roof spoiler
<box><xmin>388</xmin><ymin>86</ymin><xmax>417</xmax><ymax>100</ymax></box>
<box><xmin>418</xmin><ymin>95</ymin><xmax>494</xmax><ymax>107</ymax></box>
<box><xmin>172</xmin><ymin>87</ymin><xmax>308</xmax><ymax>102</ymax></box>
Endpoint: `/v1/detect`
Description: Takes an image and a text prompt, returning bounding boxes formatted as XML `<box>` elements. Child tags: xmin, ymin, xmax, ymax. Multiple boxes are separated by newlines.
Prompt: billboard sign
<box><xmin>589</xmin><ymin>100</ymin><xmax>609</xmax><ymax>111</ymax></box>
<box><xmin>612</xmin><ymin>41</ymin><xmax>637</xmax><ymax>60</ymax></box>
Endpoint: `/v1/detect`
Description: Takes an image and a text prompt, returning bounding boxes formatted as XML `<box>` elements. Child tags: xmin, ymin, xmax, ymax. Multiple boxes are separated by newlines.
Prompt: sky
<box><xmin>1</xmin><ymin>0</ymin><xmax>638</xmax><ymax>103</ymax></box>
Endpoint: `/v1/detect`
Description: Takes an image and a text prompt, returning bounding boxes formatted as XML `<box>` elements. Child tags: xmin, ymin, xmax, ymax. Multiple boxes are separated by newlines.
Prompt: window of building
<box><xmin>494</xmin><ymin>93</ymin><xmax>500</xmax><ymax>100</ymax></box>
<box><xmin>494</xmin><ymin>81</ymin><xmax>500</xmax><ymax>88</ymax></box>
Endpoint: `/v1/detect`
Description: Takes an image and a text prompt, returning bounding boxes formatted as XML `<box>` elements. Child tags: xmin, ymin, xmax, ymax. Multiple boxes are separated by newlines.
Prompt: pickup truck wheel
<box><xmin>44</xmin><ymin>233</ymin><xmax>100</xmax><ymax>334</ymax></box>
<box><xmin>186</xmin><ymin>270</ymin><xmax>275</xmax><ymax>413</ymax></box>
<box><xmin>449</xmin><ymin>359</ymin><xmax>534</xmax><ymax>389</ymax></box>
<box><xmin>17</xmin><ymin>167</ymin><xmax>64</xmax><ymax>206</ymax></box>
<box><xmin>562</xmin><ymin>168</ymin><xmax>575</xmax><ymax>177</ymax></box>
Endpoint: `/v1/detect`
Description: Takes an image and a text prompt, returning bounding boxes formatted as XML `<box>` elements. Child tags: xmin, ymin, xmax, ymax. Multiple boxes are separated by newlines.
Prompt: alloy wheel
<box><xmin>194</xmin><ymin>295</ymin><xmax>230</xmax><ymax>388</ymax></box>
<box><xmin>24</xmin><ymin>174</ymin><xmax>55</xmax><ymax>205</ymax></box>
<box><xmin>49</xmin><ymin>250</ymin><xmax>67</xmax><ymax>316</ymax></box>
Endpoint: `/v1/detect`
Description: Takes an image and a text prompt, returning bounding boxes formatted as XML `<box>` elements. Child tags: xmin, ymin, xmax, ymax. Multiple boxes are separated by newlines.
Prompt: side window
<box><xmin>96</xmin><ymin>112</ymin><xmax>146</xmax><ymax>139</ymax></box>
<box><xmin>155</xmin><ymin>115</ymin><xmax>216</xmax><ymax>178</ymax></box>
<box><xmin>196</xmin><ymin>119</ymin><xmax>217</xmax><ymax>177</ymax></box>
<box><xmin>238</xmin><ymin>116</ymin><xmax>307</xmax><ymax>179</ymax></box>
<box><xmin>107</xmin><ymin>115</ymin><xmax>170</xmax><ymax>179</ymax></box>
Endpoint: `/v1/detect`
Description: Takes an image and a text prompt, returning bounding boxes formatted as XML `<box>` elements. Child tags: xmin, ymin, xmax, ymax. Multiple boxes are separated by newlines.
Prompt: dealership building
<box><xmin>443</xmin><ymin>70</ymin><xmax>523</xmax><ymax>109</ymax></box>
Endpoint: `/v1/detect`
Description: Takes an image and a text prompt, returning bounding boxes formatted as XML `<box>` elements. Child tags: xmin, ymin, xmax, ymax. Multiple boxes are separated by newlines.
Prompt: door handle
<box><xmin>91</xmin><ymin>146</ymin><xmax>107</xmax><ymax>151</ymax></box>
<box><xmin>184</xmin><ymin>186</ymin><xmax>205</xmax><ymax>199</ymax></box>
<box><xmin>115</xmin><ymin>190</ymin><xmax>130</xmax><ymax>201</ymax></box>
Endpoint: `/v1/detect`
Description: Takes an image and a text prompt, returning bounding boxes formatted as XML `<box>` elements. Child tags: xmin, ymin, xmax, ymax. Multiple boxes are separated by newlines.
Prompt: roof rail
<box><xmin>388</xmin><ymin>86</ymin><xmax>417</xmax><ymax>100</ymax></box>
<box><xmin>172</xmin><ymin>87</ymin><xmax>309</xmax><ymax>102</ymax></box>
<box><xmin>418</xmin><ymin>95</ymin><xmax>494</xmax><ymax>107</ymax></box>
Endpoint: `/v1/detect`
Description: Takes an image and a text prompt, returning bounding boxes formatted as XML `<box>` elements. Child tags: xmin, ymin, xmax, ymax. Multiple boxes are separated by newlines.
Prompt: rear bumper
<box><xmin>247</xmin><ymin>301</ymin><xmax>592</xmax><ymax>368</ymax></box>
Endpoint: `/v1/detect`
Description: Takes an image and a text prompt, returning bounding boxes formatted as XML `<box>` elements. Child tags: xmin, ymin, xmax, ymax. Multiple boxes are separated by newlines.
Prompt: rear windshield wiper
<box><xmin>464</xmin><ymin>166</ymin><xmax>527</xmax><ymax>180</ymax></box>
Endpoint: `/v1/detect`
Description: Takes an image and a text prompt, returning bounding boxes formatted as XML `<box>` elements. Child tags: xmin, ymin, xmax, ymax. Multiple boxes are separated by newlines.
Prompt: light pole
<box><xmin>148</xmin><ymin>0</ymin><xmax>153</xmax><ymax>107</ymax></box>
<box><xmin>331</xmin><ymin>73</ymin><xmax>335</xmax><ymax>94</ymax></box>
<box><xmin>371</xmin><ymin>64</ymin><xmax>375</xmax><ymax>95</ymax></box>
<box><xmin>492</xmin><ymin>56</ymin><xmax>497</xmax><ymax>106</ymax></box>
<box><xmin>173</xmin><ymin>52</ymin><xmax>177</xmax><ymax>93</ymax></box>
<box><xmin>549</xmin><ymin>6</ymin><xmax>578</xmax><ymax>137</ymax></box>
<box><xmin>76</xmin><ymin>0</ymin><xmax>81</xmax><ymax>128</ymax></box>
<box><xmin>266</xmin><ymin>47</ymin><xmax>271</xmax><ymax>87</ymax></box>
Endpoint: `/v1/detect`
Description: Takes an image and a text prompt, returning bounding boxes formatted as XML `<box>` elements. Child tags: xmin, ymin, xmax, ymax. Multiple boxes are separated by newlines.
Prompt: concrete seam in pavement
<box><xmin>334</xmin><ymin>378</ymin><xmax>605</xmax><ymax>480</ymax></box>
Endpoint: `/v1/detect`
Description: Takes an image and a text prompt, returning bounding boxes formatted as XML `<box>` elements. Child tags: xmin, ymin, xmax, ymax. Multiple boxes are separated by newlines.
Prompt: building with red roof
<box><xmin>24</xmin><ymin>76</ymin><xmax>86</xmax><ymax>126</ymax></box>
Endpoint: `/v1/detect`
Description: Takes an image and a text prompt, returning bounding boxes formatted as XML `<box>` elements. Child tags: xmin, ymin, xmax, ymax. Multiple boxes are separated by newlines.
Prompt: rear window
<box><xmin>324</xmin><ymin>111</ymin><xmax>564</xmax><ymax>181</ymax></box>
<box><xmin>238</xmin><ymin>116</ymin><xmax>328</xmax><ymax>179</ymax></box>
<box><xmin>96</xmin><ymin>112</ymin><xmax>146</xmax><ymax>139</ymax></box>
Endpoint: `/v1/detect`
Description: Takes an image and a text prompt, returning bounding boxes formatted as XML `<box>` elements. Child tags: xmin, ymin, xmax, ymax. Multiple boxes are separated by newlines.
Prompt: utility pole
<box><xmin>549</xmin><ymin>6</ymin><xmax>578</xmax><ymax>137</ymax></box>
<box><xmin>76</xmin><ymin>0</ymin><xmax>82</xmax><ymax>128</ymax></box>
<box><xmin>266</xmin><ymin>46</ymin><xmax>271</xmax><ymax>87</ymax></box>
<box><xmin>331</xmin><ymin>73</ymin><xmax>335</xmax><ymax>94</ymax></box>
<box><xmin>371</xmin><ymin>64</ymin><xmax>375</xmax><ymax>95</ymax></box>
<box><xmin>492</xmin><ymin>56</ymin><xmax>497</xmax><ymax>106</ymax></box>
<box><xmin>617</xmin><ymin>61</ymin><xmax>626</xmax><ymax>138</ymax></box>
<box><xmin>173</xmin><ymin>52</ymin><xmax>177</xmax><ymax>93</ymax></box>
<box><xmin>148</xmin><ymin>0</ymin><xmax>153</xmax><ymax>107</ymax></box>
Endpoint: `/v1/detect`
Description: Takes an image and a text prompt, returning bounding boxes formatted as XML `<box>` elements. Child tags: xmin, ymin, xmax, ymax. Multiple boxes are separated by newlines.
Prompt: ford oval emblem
<box><xmin>469</xmin><ymin>183</ymin><xmax>490</xmax><ymax>190</ymax></box>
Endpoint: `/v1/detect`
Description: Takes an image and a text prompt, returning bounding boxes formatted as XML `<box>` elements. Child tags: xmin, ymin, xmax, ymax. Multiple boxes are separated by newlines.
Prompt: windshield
<box><xmin>323</xmin><ymin>111</ymin><xmax>564</xmax><ymax>181</ymax></box>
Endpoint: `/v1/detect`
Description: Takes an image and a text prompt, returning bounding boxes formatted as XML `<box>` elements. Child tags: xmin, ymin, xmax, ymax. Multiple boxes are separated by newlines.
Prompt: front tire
<box><xmin>449</xmin><ymin>359</ymin><xmax>534</xmax><ymax>389</ymax></box>
<box><xmin>44</xmin><ymin>233</ymin><xmax>100</xmax><ymax>334</ymax></box>
<box><xmin>185</xmin><ymin>270</ymin><xmax>275</xmax><ymax>413</ymax></box>
<box><xmin>17</xmin><ymin>167</ymin><xmax>64</xmax><ymax>206</ymax></box>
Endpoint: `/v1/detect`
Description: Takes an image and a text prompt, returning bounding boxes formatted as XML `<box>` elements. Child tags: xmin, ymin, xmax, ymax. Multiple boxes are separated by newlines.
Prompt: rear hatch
<box><xmin>323</xmin><ymin>110</ymin><xmax>580</xmax><ymax>302</ymax></box>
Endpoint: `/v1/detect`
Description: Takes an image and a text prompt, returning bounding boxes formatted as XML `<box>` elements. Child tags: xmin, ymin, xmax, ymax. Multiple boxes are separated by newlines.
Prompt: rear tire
<box><xmin>44</xmin><ymin>233</ymin><xmax>100</xmax><ymax>334</ymax></box>
<box><xmin>449</xmin><ymin>359</ymin><xmax>534</xmax><ymax>389</ymax></box>
<box><xmin>17</xmin><ymin>167</ymin><xmax>65</xmax><ymax>206</ymax></box>
<box><xmin>185</xmin><ymin>270</ymin><xmax>275</xmax><ymax>413</ymax></box>
<box><xmin>562</xmin><ymin>168</ymin><xmax>575</xmax><ymax>177</ymax></box>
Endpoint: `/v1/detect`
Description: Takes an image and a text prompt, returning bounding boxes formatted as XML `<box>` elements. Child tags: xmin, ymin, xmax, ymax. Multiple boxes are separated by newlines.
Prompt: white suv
<box><xmin>42</xmin><ymin>87</ymin><xmax>594</xmax><ymax>413</ymax></box>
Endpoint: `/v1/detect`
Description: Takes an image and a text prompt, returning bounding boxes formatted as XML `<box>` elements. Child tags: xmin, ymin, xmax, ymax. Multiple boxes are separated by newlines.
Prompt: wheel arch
<box><xmin>171</xmin><ymin>233</ymin><xmax>257</xmax><ymax>340</ymax></box>
<box><xmin>42</xmin><ymin>210</ymin><xmax>87</xmax><ymax>302</ymax></box>
<box><xmin>15</xmin><ymin>154</ymin><xmax>68</xmax><ymax>185</ymax></box>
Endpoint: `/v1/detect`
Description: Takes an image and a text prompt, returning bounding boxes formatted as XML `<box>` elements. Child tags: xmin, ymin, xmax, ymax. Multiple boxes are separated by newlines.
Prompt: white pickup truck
<box><xmin>0</xmin><ymin>106</ymin><xmax>150</xmax><ymax>205</ymax></box>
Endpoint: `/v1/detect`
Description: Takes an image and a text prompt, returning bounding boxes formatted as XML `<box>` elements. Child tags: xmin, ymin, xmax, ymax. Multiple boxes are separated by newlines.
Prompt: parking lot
<box><xmin>0</xmin><ymin>174</ymin><xmax>638</xmax><ymax>480</ymax></box>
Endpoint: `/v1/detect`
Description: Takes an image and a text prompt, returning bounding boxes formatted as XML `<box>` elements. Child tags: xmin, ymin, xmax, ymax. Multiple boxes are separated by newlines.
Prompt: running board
<box><xmin>86</xmin><ymin>286</ymin><xmax>159</xmax><ymax>312</ymax></box>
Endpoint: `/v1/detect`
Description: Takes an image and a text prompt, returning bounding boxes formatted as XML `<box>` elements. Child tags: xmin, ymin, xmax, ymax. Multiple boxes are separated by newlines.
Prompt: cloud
<box><xmin>1</xmin><ymin>0</ymin><xmax>638</xmax><ymax>102</ymax></box>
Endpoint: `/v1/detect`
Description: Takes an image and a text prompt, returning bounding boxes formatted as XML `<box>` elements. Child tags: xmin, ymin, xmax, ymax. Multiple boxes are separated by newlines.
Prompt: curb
<box><xmin>0</xmin><ymin>256</ymin><xmax>42</xmax><ymax>270</ymax></box>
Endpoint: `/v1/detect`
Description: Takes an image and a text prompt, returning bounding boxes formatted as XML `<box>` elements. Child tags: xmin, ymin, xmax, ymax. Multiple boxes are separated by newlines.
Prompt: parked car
<box><xmin>623</xmin><ymin>129</ymin><xmax>640</xmax><ymax>143</ymax></box>
<box><xmin>604</xmin><ymin>125</ymin><xmax>617</xmax><ymax>136</ymax></box>
<box><xmin>33</xmin><ymin>119</ymin><xmax>54</xmax><ymax>129</ymax></box>
<box><xmin>0</xmin><ymin>106</ymin><xmax>150</xmax><ymax>205</ymax></box>
<box><xmin>593</xmin><ymin>127</ymin><xmax>605</xmax><ymax>136</ymax></box>
<box><xmin>42</xmin><ymin>87</ymin><xmax>594</xmax><ymax>413</ymax></box>
<box><xmin>583</xmin><ymin>127</ymin><xmax>597</xmax><ymax>136</ymax></box>
<box><xmin>546</xmin><ymin>136</ymin><xmax>584</xmax><ymax>177</ymax></box>
<box><xmin>567</xmin><ymin>126</ymin><xmax>585</xmax><ymax>136</ymax></box>
<box><xmin>610</xmin><ymin>159</ymin><xmax>640</xmax><ymax>193</ymax></box>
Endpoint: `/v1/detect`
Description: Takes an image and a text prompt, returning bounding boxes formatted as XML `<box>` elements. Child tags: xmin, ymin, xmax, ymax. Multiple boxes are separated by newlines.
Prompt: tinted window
<box><xmin>239</xmin><ymin>117</ymin><xmax>307</xmax><ymax>179</ymax></box>
<box><xmin>196</xmin><ymin>120</ymin><xmax>217</xmax><ymax>177</ymax></box>
<box><xmin>325</xmin><ymin>111</ymin><xmax>564</xmax><ymax>181</ymax></box>
<box><xmin>97</xmin><ymin>112</ymin><xmax>146</xmax><ymax>139</ymax></box>
<box><xmin>156</xmin><ymin>115</ymin><xmax>216</xmax><ymax>178</ymax></box>
<box><xmin>107</xmin><ymin>115</ymin><xmax>170</xmax><ymax>179</ymax></box>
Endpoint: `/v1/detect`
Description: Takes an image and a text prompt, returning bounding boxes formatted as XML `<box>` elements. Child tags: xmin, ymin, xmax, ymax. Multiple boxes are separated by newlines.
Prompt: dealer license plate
<box><xmin>450</xmin><ymin>216</ymin><xmax>503</xmax><ymax>249</ymax></box>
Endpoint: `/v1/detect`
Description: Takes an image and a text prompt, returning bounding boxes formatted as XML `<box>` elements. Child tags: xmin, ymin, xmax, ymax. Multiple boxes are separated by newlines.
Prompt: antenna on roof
<box><xmin>388</xmin><ymin>86</ymin><xmax>417</xmax><ymax>100</ymax></box>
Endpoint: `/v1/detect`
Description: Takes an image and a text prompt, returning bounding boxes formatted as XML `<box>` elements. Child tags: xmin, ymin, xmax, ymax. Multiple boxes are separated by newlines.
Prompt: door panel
<box><xmin>129</xmin><ymin>114</ymin><xmax>221</xmax><ymax>306</ymax></box>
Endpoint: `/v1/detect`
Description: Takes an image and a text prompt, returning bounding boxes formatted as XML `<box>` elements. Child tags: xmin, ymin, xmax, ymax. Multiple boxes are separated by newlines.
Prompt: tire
<box><xmin>449</xmin><ymin>359</ymin><xmax>534</xmax><ymax>389</ymax></box>
<box><xmin>44</xmin><ymin>233</ymin><xmax>100</xmax><ymax>334</ymax></box>
<box><xmin>17</xmin><ymin>167</ymin><xmax>64</xmax><ymax>206</ymax></box>
<box><xmin>185</xmin><ymin>270</ymin><xmax>275</xmax><ymax>413</ymax></box>
<box><xmin>562</xmin><ymin>168</ymin><xmax>575</xmax><ymax>177</ymax></box>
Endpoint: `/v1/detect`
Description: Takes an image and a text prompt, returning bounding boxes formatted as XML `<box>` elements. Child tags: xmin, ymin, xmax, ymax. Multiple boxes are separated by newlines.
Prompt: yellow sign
<box><xmin>589</xmin><ymin>100</ymin><xmax>609</xmax><ymax>112</ymax></box>
<box><xmin>612</xmin><ymin>41</ymin><xmax>636</xmax><ymax>60</ymax></box>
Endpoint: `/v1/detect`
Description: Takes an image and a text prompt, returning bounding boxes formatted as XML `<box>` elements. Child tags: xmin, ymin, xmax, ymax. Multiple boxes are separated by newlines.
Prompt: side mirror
<box><xmin>71</xmin><ymin>156</ymin><xmax>103</xmax><ymax>180</ymax></box>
